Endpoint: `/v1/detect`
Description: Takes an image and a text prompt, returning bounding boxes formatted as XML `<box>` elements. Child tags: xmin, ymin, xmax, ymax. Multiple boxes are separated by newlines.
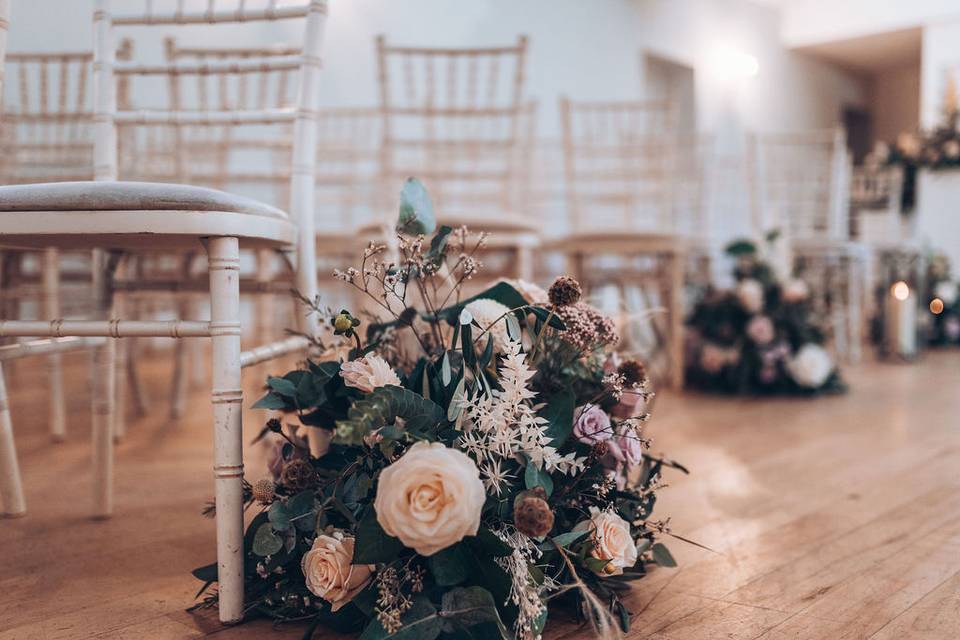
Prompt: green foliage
<box><xmin>396</xmin><ymin>177</ymin><xmax>437</xmax><ymax>235</ymax></box>
<box><xmin>352</xmin><ymin>505</ymin><xmax>405</xmax><ymax>564</ymax></box>
<box><xmin>336</xmin><ymin>385</ymin><xmax>446</xmax><ymax>445</ymax></box>
<box><xmin>724</xmin><ymin>239</ymin><xmax>757</xmax><ymax>257</ymax></box>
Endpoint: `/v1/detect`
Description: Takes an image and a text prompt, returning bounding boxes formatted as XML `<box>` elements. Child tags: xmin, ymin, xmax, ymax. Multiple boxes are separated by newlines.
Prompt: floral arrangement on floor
<box><xmin>684</xmin><ymin>236</ymin><xmax>845</xmax><ymax>395</ymax></box>
<box><xmin>190</xmin><ymin>179</ymin><xmax>688</xmax><ymax>639</ymax></box>
<box><xmin>925</xmin><ymin>254</ymin><xmax>960</xmax><ymax>346</ymax></box>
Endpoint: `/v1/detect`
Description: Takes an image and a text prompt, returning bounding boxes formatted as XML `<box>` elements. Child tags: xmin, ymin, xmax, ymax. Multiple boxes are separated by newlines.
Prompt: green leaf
<box><xmin>287</xmin><ymin>490</ymin><xmax>316</xmax><ymax>531</ymax></box>
<box><xmin>268</xmin><ymin>501</ymin><xmax>291</xmax><ymax>531</ymax></box>
<box><xmin>353</xmin><ymin>505</ymin><xmax>405</xmax><ymax>564</ymax></box>
<box><xmin>529</xmin><ymin>306</ymin><xmax>566</xmax><ymax>330</ymax></box>
<box><xmin>652</xmin><ymin>542</ymin><xmax>677</xmax><ymax>567</ymax></box>
<box><xmin>440</xmin><ymin>586</ymin><xmax>509</xmax><ymax>637</ymax></box>
<box><xmin>540</xmin><ymin>391</ymin><xmax>575</xmax><ymax>448</ymax></box>
<box><xmin>441</xmin><ymin>352</ymin><xmax>452</xmax><ymax>385</ymax></box>
<box><xmin>252</xmin><ymin>522</ymin><xmax>283</xmax><ymax>556</ymax></box>
<box><xmin>438</xmin><ymin>281</ymin><xmax>529</xmax><ymax>323</ymax></box>
<box><xmin>524</xmin><ymin>460</ymin><xmax>554</xmax><ymax>497</ymax></box>
<box><xmin>549</xmin><ymin>530</ymin><xmax>590</xmax><ymax>549</ymax></box>
<box><xmin>466</xmin><ymin>529</ymin><xmax>513</xmax><ymax>557</ymax></box>
<box><xmin>479</xmin><ymin>334</ymin><xmax>495</xmax><ymax>369</ymax></box>
<box><xmin>359</xmin><ymin>596</ymin><xmax>442</xmax><ymax>640</ymax></box>
<box><xmin>396</xmin><ymin>178</ymin><xmax>437</xmax><ymax>235</ymax></box>
<box><xmin>505</xmin><ymin>313</ymin><xmax>521</xmax><ymax>341</ymax></box>
<box><xmin>724</xmin><ymin>239</ymin><xmax>758</xmax><ymax>257</ymax></box>
<box><xmin>251</xmin><ymin>391</ymin><xmax>290</xmax><ymax>410</ymax></box>
<box><xmin>267</xmin><ymin>376</ymin><xmax>298</xmax><ymax>397</ymax></box>
<box><xmin>336</xmin><ymin>385</ymin><xmax>446</xmax><ymax>445</ymax></box>
<box><xmin>764</xmin><ymin>228</ymin><xmax>782</xmax><ymax>245</ymax></box>
<box><xmin>427</xmin><ymin>543</ymin><xmax>469</xmax><ymax>586</ymax></box>
<box><xmin>584</xmin><ymin>556</ymin><xmax>611</xmax><ymax>574</ymax></box>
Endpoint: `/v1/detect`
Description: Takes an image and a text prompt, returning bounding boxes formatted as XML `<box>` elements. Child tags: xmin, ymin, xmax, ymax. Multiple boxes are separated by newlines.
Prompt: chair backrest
<box><xmin>1</xmin><ymin>42</ymin><xmax>132</xmax><ymax>185</ymax></box>
<box><xmin>94</xmin><ymin>0</ymin><xmax>328</xmax><ymax>318</ymax></box>
<box><xmin>746</xmin><ymin>127</ymin><xmax>850</xmax><ymax>242</ymax></box>
<box><xmin>376</xmin><ymin>35</ymin><xmax>532</xmax><ymax>226</ymax></box>
<box><xmin>560</xmin><ymin>97</ymin><xmax>690</xmax><ymax>233</ymax></box>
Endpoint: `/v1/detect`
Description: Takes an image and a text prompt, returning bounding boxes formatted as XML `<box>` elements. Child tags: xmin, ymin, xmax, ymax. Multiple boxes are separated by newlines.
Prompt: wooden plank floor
<box><xmin>0</xmin><ymin>349</ymin><xmax>958</xmax><ymax>639</ymax></box>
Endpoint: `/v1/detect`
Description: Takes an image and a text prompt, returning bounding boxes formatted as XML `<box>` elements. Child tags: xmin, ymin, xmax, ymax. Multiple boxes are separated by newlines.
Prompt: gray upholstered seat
<box><xmin>0</xmin><ymin>181</ymin><xmax>295</xmax><ymax>250</ymax></box>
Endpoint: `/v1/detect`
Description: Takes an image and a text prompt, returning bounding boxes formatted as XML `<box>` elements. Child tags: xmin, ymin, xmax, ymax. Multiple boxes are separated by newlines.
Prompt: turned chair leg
<box><xmin>0</xmin><ymin>362</ymin><xmax>27</xmax><ymax>518</ymax></box>
<box><xmin>42</xmin><ymin>249</ymin><xmax>67</xmax><ymax>443</ymax></box>
<box><xmin>207</xmin><ymin>236</ymin><xmax>245</xmax><ymax>624</ymax></box>
<box><xmin>90</xmin><ymin>249</ymin><xmax>116</xmax><ymax>519</ymax></box>
<box><xmin>667</xmin><ymin>250</ymin><xmax>686</xmax><ymax>389</ymax></box>
<box><xmin>170</xmin><ymin>296</ymin><xmax>191</xmax><ymax>420</ymax></box>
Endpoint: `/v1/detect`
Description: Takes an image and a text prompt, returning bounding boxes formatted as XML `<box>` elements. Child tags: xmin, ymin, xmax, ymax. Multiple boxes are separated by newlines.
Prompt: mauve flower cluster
<box><xmin>551</xmin><ymin>302</ymin><xmax>619</xmax><ymax>352</ymax></box>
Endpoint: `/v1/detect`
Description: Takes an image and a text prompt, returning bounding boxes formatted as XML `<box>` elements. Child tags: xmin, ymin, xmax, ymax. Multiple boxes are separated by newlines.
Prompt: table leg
<box><xmin>668</xmin><ymin>250</ymin><xmax>685</xmax><ymax>389</ymax></box>
<box><xmin>207</xmin><ymin>236</ymin><xmax>245</xmax><ymax>624</ymax></box>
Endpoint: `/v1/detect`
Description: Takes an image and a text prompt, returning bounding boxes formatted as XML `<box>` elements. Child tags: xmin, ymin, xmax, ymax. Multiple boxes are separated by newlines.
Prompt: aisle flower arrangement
<box><xmin>684</xmin><ymin>237</ymin><xmax>845</xmax><ymax>395</ymax></box>
<box><xmin>925</xmin><ymin>254</ymin><xmax>960</xmax><ymax>346</ymax></box>
<box><xmin>191</xmin><ymin>179</ymin><xmax>686</xmax><ymax>639</ymax></box>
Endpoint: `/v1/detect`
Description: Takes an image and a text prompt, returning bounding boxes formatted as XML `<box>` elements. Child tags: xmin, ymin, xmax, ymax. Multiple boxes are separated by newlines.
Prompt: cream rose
<box><xmin>301</xmin><ymin>532</ymin><xmax>374</xmax><ymax>611</ymax></box>
<box><xmin>374</xmin><ymin>441</ymin><xmax>486</xmax><ymax>556</ymax></box>
<box><xmin>787</xmin><ymin>343</ymin><xmax>833</xmax><ymax>389</ymax></box>
<box><xmin>736</xmin><ymin>279</ymin><xmax>765</xmax><ymax>313</ymax></box>
<box><xmin>465</xmin><ymin>298</ymin><xmax>513</xmax><ymax>353</ymax></box>
<box><xmin>573</xmin><ymin>508</ymin><xmax>638</xmax><ymax>576</ymax></box>
<box><xmin>340</xmin><ymin>354</ymin><xmax>401</xmax><ymax>393</ymax></box>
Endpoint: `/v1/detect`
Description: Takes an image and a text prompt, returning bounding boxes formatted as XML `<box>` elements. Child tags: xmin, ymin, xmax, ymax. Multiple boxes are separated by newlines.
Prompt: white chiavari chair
<box><xmin>0</xmin><ymin>42</ymin><xmax>137</xmax><ymax>445</ymax></box>
<box><xmin>747</xmin><ymin>127</ymin><xmax>866</xmax><ymax>362</ymax></box>
<box><xmin>371</xmin><ymin>35</ymin><xmax>538</xmax><ymax>282</ymax></box>
<box><xmin>0</xmin><ymin>0</ymin><xmax>327</xmax><ymax>623</ymax></box>
<box><xmin>552</xmin><ymin>97</ymin><xmax>687</xmax><ymax>388</ymax></box>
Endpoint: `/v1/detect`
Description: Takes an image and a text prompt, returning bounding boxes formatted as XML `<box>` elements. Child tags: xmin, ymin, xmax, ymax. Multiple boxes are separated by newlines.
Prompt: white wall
<box><xmin>921</xmin><ymin>18</ymin><xmax>960</xmax><ymax>127</ymax></box>
<box><xmin>7</xmin><ymin>0</ymin><xmax>867</xmax><ymax>135</ymax></box>
<box><xmin>780</xmin><ymin>0</ymin><xmax>960</xmax><ymax>47</ymax></box>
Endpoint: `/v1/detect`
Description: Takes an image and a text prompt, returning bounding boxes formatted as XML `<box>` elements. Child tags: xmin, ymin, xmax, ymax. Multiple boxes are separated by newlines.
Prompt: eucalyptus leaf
<box><xmin>252</xmin><ymin>522</ymin><xmax>283</xmax><ymax>556</ymax></box>
<box><xmin>427</xmin><ymin>544</ymin><xmax>469</xmax><ymax>586</ymax></box>
<box><xmin>524</xmin><ymin>460</ymin><xmax>554</xmax><ymax>497</ymax></box>
<box><xmin>549</xmin><ymin>530</ymin><xmax>590</xmax><ymax>549</ymax></box>
<box><xmin>396</xmin><ymin>178</ymin><xmax>437</xmax><ymax>235</ymax></box>
<box><xmin>267</xmin><ymin>501</ymin><xmax>291</xmax><ymax>531</ymax></box>
<box><xmin>440</xmin><ymin>586</ymin><xmax>509</xmax><ymax>638</ymax></box>
<box><xmin>353</xmin><ymin>505</ymin><xmax>405</xmax><ymax>564</ymax></box>
<box><xmin>267</xmin><ymin>376</ymin><xmax>298</xmax><ymax>398</ymax></box>
<box><xmin>251</xmin><ymin>392</ymin><xmax>289</xmax><ymax>410</ymax></box>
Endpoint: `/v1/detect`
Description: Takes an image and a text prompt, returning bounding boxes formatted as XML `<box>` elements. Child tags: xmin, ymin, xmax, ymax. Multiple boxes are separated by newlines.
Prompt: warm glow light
<box><xmin>930</xmin><ymin>298</ymin><xmax>945</xmax><ymax>314</ymax></box>
<box><xmin>712</xmin><ymin>46</ymin><xmax>759</xmax><ymax>81</ymax></box>
<box><xmin>891</xmin><ymin>281</ymin><xmax>910</xmax><ymax>301</ymax></box>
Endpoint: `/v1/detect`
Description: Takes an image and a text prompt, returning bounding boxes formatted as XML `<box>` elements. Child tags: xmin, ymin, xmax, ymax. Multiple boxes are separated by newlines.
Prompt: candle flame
<box><xmin>891</xmin><ymin>281</ymin><xmax>910</xmax><ymax>301</ymax></box>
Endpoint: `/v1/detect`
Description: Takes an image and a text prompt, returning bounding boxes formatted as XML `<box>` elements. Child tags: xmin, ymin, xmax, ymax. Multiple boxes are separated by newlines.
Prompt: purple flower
<box><xmin>747</xmin><ymin>315</ymin><xmax>775</xmax><ymax>345</ymax></box>
<box><xmin>609</xmin><ymin>429</ymin><xmax>643</xmax><ymax>467</ymax></box>
<box><xmin>573</xmin><ymin>405</ymin><xmax>612</xmax><ymax>445</ymax></box>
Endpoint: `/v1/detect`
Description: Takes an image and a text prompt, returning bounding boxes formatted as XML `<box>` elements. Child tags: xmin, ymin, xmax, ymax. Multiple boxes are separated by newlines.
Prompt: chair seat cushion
<box><xmin>0</xmin><ymin>182</ymin><xmax>295</xmax><ymax>251</ymax></box>
<box><xmin>0</xmin><ymin>181</ymin><xmax>287</xmax><ymax>218</ymax></box>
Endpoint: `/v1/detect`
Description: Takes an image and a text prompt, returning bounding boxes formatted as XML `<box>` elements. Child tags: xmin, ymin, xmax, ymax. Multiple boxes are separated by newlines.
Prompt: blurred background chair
<box><xmin>552</xmin><ymin>97</ymin><xmax>687</xmax><ymax>387</ymax></box>
<box><xmin>369</xmin><ymin>35</ymin><xmax>538</xmax><ymax>283</ymax></box>
<box><xmin>747</xmin><ymin>127</ymin><xmax>867</xmax><ymax>362</ymax></box>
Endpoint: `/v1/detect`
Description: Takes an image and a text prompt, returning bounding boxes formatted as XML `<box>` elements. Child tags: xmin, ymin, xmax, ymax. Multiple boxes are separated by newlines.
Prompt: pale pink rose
<box><xmin>747</xmin><ymin>315</ymin><xmax>775</xmax><ymax>345</ymax></box>
<box><xmin>736</xmin><ymin>279</ymin><xmax>765</xmax><ymax>313</ymax></box>
<box><xmin>782</xmin><ymin>278</ymin><xmax>810</xmax><ymax>303</ymax></box>
<box><xmin>301</xmin><ymin>532</ymin><xmax>374</xmax><ymax>612</ymax></box>
<box><xmin>608</xmin><ymin>428</ymin><xmax>643</xmax><ymax>467</ymax></box>
<box><xmin>339</xmin><ymin>354</ymin><xmax>401</xmax><ymax>393</ymax></box>
<box><xmin>374</xmin><ymin>442</ymin><xmax>485</xmax><ymax>556</ymax></box>
<box><xmin>573</xmin><ymin>508</ymin><xmax>638</xmax><ymax>576</ymax></box>
<box><xmin>573</xmin><ymin>405</ymin><xmax>613</xmax><ymax>444</ymax></box>
<box><xmin>944</xmin><ymin>315</ymin><xmax>960</xmax><ymax>341</ymax></box>
<box><xmin>700</xmin><ymin>343</ymin><xmax>738</xmax><ymax>373</ymax></box>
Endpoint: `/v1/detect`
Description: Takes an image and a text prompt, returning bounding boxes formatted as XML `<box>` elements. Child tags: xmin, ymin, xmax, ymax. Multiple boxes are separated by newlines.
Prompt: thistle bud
<box><xmin>279</xmin><ymin>459</ymin><xmax>316</xmax><ymax>491</ymax></box>
<box><xmin>548</xmin><ymin>276</ymin><xmax>582</xmax><ymax>307</ymax></box>
<box><xmin>252</xmin><ymin>478</ymin><xmax>276</xmax><ymax>505</ymax></box>
<box><xmin>513</xmin><ymin>487</ymin><xmax>554</xmax><ymax>538</ymax></box>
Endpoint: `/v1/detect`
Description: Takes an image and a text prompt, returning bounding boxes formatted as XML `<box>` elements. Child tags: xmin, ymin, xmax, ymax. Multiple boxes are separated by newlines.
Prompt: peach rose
<box><xmin>374</xmin><ymin>442</ymin><xmax>486</xmax><ymax>556</ymax></box>
<box><xmin>736</xmin><ymin>279</ymin><xmax>765</xmax><ymax>313</ymax></box>
<box><xmin>340</xmin><ymin>354</ymin><xmax>401</xmax><ymax>393</ymax></box>
<box><xmin>573</xmin><ymin>508</ymin><xmax>638</xmax><ymax>576</ymax></box>
<box><xmin>301</xmin><ymin>532</ymin><xmax>374</xmax><ymax>611</ymax></box>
